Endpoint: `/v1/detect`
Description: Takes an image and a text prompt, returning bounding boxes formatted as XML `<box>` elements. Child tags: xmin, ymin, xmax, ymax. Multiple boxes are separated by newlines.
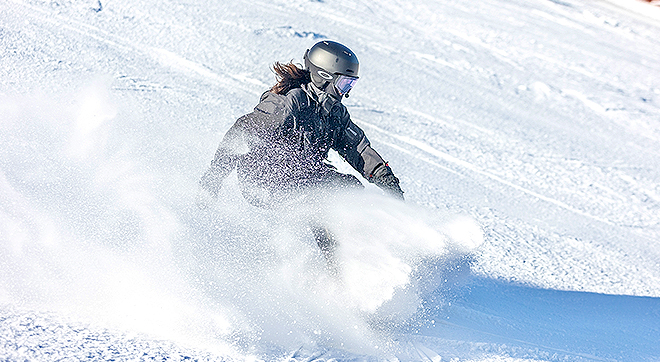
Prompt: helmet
<box><xmin>304</xmin><ymin>40</ymin><xmax>359</xmax><ymax>98</ymax></box>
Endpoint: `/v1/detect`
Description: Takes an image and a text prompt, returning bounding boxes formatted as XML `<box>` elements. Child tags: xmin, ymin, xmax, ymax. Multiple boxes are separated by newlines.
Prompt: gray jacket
<box><xmin>200</xmin><ymin>83</ymin><xmax>402</xmax><ymax>202</ymax></box>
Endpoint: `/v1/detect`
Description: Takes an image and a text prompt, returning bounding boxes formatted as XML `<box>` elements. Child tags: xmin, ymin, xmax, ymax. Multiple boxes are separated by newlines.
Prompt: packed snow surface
<box><xmin>1</xmin><ymin>0</ymin><xmax>660</xmax><ymax>360</ymax></box>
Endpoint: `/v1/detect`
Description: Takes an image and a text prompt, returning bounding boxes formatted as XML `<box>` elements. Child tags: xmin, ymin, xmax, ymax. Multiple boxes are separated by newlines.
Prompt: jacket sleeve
<box><xmin>199</xmin><ymin>117</ymin><xmax>248</xmax><ymax>198</ymax></box>
<box><xmin>334</xmin><ymin>116</ymin><xmax>403</xmax><ymax>198</ymax></box>
<box><xmin>335</xmin><ymin>119</ymin><xmax>385</xmax><ymax>179</ymax></box>
<box><xmin>199</xmin><ymin>92</ymin><xmax>302</xmax><ymax>198</ymax></box>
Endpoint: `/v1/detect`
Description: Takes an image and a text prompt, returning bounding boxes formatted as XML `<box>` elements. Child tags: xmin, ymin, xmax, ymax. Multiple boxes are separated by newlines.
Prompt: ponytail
<box><xmin>270</xmin><ymin>62</ymin><xmax>311</xmax><ymax>95</ymax></box>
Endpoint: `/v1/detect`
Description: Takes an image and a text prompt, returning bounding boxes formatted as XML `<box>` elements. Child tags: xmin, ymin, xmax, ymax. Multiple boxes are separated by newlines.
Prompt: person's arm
<box><xmin>335</xmin><ymin>117</ymin><xmax>404</xmax><ymax>200</ymax></box>
<box><xmin>199</xmin><ymin>91</ymin><xmax>303</xmax><ymax>200</ymax></box>
<box><xmin>199</xmin><ymin>118</ymin><xmax>247</xmax><ymax>199</ymax></box>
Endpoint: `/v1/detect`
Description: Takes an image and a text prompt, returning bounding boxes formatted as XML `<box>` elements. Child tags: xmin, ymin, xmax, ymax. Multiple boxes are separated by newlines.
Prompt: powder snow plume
<box><xmin>0</xmin><ymin>84</ymin><xmax>483</xmax><ymax>358</ymax></box>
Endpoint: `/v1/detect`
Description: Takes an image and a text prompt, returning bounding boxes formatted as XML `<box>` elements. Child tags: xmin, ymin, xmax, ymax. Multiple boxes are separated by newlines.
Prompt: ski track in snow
<box><xmin>2</xmin><ymin>0</ymin><xmax>660</xmax><ymax>360</ymax></box>
<box><xmin>356</xmin><ymin>117</ymin><xmax>615</xmax><ymax>226</ymax></box>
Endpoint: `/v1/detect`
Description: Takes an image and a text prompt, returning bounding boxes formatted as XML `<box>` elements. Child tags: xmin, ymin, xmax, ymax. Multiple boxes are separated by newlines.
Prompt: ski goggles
<box><xmin>334</xmin><ymin>74</ymin><xmax>359</xmax><ymax>96</ymax></box>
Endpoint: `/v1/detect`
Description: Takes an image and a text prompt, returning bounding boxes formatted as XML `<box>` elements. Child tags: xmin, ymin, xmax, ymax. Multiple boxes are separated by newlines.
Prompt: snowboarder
<box><xmin>198</xmin><ymin>40</ymin><xmax>404</xmax><ymax>208</ymax></box>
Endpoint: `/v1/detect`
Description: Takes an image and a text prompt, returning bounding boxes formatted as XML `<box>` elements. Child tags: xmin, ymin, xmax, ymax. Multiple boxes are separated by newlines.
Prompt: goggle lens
<box><xmin>334</xmin><ymin>75</ymin><xmax>358</xmax><ymax>96</ymax></box>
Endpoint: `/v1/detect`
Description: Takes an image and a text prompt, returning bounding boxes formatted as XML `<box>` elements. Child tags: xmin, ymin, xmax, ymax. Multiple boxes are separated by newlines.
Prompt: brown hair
<box><xmin>270</xmin><ymin>61</ymin><xmax>311</xmax><ymax>95</ymax></box>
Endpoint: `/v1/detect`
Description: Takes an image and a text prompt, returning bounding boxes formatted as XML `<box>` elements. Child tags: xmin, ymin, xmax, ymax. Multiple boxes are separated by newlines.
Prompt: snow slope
<box><xmin>1</xmin><ymin>0</ymin><xmax>660</xmax><ymax>360</ymax></box>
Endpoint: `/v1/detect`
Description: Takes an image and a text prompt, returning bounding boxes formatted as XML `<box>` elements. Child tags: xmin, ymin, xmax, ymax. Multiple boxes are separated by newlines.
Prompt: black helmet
<box><xmin>304</xmin><ymin>40</ymin><xmax>359</xmax><ymax>98</ymax></box>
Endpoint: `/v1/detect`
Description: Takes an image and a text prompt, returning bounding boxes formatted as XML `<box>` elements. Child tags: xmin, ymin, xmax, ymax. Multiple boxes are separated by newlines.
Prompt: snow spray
<box><xmin>0</xmin><ymin>82</ymin><xmax>237</xmax><ymax>356</ymax></box>
<box><xmin>180</xmin><ymin>184</ymin><xmax>484</xmax><ymax>357</ymax></box>
<box><xmin>0</xmin><ymin>82</ymin><xmax>483</xmax><ymax>359</ymax></box>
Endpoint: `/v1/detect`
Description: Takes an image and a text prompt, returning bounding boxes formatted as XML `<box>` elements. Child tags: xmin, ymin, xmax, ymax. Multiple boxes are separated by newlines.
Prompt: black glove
<box><xmin>372</xmin><ymin>165</ymin><xmax>405</xmax><ymax>200</ymax></box>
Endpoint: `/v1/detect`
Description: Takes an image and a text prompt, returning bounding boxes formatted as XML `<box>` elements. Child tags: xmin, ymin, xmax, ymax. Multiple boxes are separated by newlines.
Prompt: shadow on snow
<box><xmin>419</xmin><ymin>276</ymin><xmax>660</xmax><ymax>361</ymax></box>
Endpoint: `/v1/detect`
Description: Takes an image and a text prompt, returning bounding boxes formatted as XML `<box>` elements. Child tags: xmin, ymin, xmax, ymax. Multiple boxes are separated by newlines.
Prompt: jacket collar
<box><xmin>302</xmin><ymin>83</ymin><xmax>341</xmax><ymax>118</ymax></box>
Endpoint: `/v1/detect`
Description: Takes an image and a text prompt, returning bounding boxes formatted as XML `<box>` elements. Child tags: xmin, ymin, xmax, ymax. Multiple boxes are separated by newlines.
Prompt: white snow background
<box><xmin>1</xmin><ymin>0</ymin><xmax>660</xmax><ymax>360</ymax></box>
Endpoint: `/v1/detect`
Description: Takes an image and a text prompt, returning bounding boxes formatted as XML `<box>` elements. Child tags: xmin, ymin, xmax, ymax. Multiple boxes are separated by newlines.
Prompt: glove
<box><xmin>375</xmin><ymin>173</ymin><xmax>404</xmax><ymax>200</ymax></box>
<box><xmin>371</xmin><ymin>165</ymin><xmax>405</xmax><ymax>200</ymax></box>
